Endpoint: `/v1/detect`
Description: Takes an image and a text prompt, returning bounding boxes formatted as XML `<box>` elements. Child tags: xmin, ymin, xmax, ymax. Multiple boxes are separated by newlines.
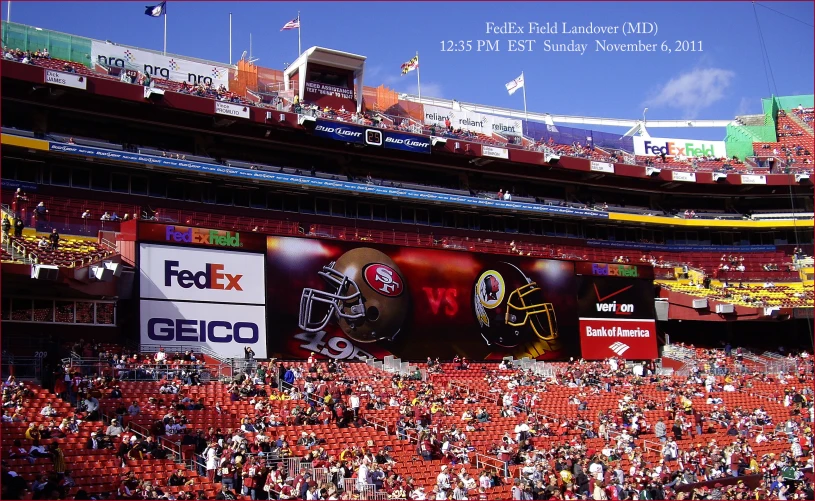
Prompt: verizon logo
<box><xmin>609</xmin><ymin>342</ymin><xmax>630</xmax><ymax>356</ymax></box>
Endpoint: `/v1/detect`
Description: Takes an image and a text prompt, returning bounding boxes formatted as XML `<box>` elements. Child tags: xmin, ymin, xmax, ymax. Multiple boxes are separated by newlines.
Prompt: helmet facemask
<box><xmin>505</xmin><ymin>282</ymin><xmax>559</xmax><ymax>342</ymax></box>
<box><xmin>299</xmin><ymin>263</ymin><xmax>366</xmax><ymax>332</ymax></box>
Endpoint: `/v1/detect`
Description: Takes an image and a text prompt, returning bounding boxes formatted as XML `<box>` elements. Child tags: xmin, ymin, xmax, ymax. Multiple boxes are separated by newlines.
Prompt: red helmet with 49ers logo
<box><xmin>299</xmin><ymin>247</ymin><xmax>410</xmax><ymax>343</ymax></box>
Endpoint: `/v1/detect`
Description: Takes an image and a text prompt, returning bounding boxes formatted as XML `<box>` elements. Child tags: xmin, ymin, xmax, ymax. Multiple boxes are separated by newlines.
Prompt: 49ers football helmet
<box><xmin>299</xmin><ymin>247</ymin><xmax>409</xmax><ymax>343</ymax></box>
<box><xmin>472</xmin><ymin>262</ymin><xmax>560</xmax><ymax>351</ymax></box>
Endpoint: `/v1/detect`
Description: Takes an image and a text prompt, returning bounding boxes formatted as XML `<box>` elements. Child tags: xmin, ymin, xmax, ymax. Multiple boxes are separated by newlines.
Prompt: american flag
<box><xmin>280</xmin><ymin>17</ymin><xmax>300</xmax><ymax>31</ymax></box>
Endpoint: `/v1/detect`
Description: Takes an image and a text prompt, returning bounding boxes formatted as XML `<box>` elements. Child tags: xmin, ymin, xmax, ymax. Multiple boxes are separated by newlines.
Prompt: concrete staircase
<box><xmin>788</xmin><ymin>112</ymin><xmax>814</xmax><ymax>136</ymax></box>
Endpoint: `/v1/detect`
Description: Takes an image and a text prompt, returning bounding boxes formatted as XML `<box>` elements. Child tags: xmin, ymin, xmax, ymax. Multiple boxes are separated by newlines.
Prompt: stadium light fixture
<box><xmin>642</xmin><ymin>107</ymin><xmax>648</xmax><ymax>123</ymax></box>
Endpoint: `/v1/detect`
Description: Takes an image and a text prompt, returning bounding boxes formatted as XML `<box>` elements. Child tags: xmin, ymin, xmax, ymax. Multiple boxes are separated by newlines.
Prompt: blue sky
<box><xmin>3</xmin><ymin>1</ymin><xmax>813</xmax><ymax>140</ymax></box>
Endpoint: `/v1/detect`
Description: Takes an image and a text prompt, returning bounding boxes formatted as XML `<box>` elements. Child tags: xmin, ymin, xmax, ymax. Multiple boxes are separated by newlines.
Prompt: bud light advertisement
<box><xmin>383</xmin><ymin>130</ymin><xmax>431</xmax><ymax>154</ymax></box>
<box><xmin>266</xmin><ymin>235</ymin><xmax>578</xmax><ymax>361</ymax></box>
<box><xmin>312</xmin><ymin>120</ymin><xmax>367</xmax><ymax>145</ymax></box>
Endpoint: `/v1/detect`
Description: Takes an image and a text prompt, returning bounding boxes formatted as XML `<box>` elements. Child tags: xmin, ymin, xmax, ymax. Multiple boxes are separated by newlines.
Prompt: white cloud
<box><xmin>735</xmin><ymin>97</ymin><xmax>755</xmax><ymax>116</ymax></box>
<box><xmin>644</xmin><ymin>67</ymin><xmax>735</xmax><ymax>119</ymax></box>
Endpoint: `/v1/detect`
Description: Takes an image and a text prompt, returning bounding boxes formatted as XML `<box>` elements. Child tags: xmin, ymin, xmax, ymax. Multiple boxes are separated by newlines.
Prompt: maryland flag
<box><xmin>401</xmin><ymin>55</ymin><xmax>419</xmax><ymax>75</ymax></box>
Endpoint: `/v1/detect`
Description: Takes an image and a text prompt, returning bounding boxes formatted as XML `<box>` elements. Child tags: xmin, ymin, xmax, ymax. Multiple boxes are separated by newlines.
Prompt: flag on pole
<box><xmin>505</xmin><ymin>74</ymin><xmax>524</xmax><ymax>95</ymax></box>
<box><xmin>401</xmin><ymin>55</ymin><xmax>419</xmax><ymax>75</ymax></box>
<box><xmin>145</xmin><ymin>1</ymin><xmax>166</xmax><ymax>17</ymax></box>
<box><xmin>280</xmin><ymin>16</ymin><xmax>300</xmax><ymax>31</ymax></box>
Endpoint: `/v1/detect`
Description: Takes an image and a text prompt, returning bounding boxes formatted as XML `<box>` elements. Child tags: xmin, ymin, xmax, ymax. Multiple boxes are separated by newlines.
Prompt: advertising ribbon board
<box><xmin>91</xmin><ymin>40</ymin><xmax>231</xmax><ymax>89</ymax></box>
<box><xmin>633</xmin><ymin>136</ymin><xmax>727</xmax><ymax>158</ymax></box>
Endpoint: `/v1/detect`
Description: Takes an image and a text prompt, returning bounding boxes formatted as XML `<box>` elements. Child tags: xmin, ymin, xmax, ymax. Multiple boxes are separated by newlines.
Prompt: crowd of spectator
<box><xmin>4</xmin><ymin>339</ymin><xmax>812</xmax><ymax>500</ymax></box>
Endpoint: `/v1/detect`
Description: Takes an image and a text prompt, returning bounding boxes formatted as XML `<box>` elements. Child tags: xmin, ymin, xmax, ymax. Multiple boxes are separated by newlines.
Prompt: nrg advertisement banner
<box><xmin>91</xmin><ymin>41</ymin><xmax>231</xmax><ymax>89</ymax></box>
<box><xmin>576</xmin><ymin>275</ymin><xmax>657</xmax><ymax>360</ymax></box>
<box><xmin>266</xmin><ymin>235</ymin><xmax>578</xmax><ymax>361</ymax></box>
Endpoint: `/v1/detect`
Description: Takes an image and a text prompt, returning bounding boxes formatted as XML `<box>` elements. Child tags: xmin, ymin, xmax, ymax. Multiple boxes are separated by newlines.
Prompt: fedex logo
<box><xmin>641</xmin><ymin>141</ymin><xmax>716</xmax><ymax>158</ymax></box>
<box><xmin>592</xmin><ymin>264</ymin><xmax>639</xmax><ymax>278</ymax></box>
<box><xmin>164</xmin><ymin>260</ymin><xmax>243</xmax><ymax>291</ymax></box>
<box><xmin>165</xmin><ymin>226</ymin><xmax>242</xmax><ymax>248</ymax></box>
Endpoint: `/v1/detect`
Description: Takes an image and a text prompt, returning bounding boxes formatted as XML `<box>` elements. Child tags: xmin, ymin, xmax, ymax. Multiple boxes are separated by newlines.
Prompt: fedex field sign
<box><xmin>165</xmin><ymin>225</ymin><xmax>241</xmax><ymax>248</ymax></box>
<box><xmin>591</xmin><ymin>263</ymin><xmax>639</xmax><ymax>278</ymax></box>
<box><xmin>633</xmin><ymin>136</ymin><xmax>726</xmax><ymax>158</ymax></box>
<box><xmin>139</xmin><ymin>244</ymin><xmax>265</xmax><ymax>304</ymax></box>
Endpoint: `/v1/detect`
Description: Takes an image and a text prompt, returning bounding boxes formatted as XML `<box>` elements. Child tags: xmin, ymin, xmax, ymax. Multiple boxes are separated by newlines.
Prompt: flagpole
<box><xmin>521</xmin><ymin>71</ymin><xmax>528</xmax><ymax>122</ymax></box>
<box><xmin>416</xmin><ymin>51</ymin><xmax>421</xmax><ymax>102</ymax></box>
<box><xmin>163</xmin><ymin>9</ymin><xmax>167</xmax><ymax>55</ymax></box>
<box><xmin>229</xmin><ymin>12</ymin><xmax>232</xmax><ymax>64</ymax></box>
<box><xmin>297</xmin><ymin>11</ymin><xmax>301</xmax><ymax>55</ymax></box>
<box><xmin>7</xmin><ymin>1</ymin><xmax>10</xmax><ymax>23</ymax></box>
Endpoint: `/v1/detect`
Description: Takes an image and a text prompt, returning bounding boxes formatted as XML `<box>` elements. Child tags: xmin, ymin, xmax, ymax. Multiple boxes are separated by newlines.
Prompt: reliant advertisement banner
<box><xmin>423</xmin><ymin>104</ymin><xmax>524</xmax><ymax>137</ymax></box>
<box><xmin>140</xmin><ymin>300</ymin><xmax>268</xmax><ymax>358</ymax></box>
<box><xmin>139</xmin><ymin>243</ymin><xmax>266</xmax><ymax>304</ymax></box>
<box><xmin>266</xmin><ymin>236</ymin><xmax>579</xmax><ymax>361</ymax></box>
<box><xmin>91</xmin><ymin>40</ymin><xmax>231</xmax><ymax>89</ymax></box>
<box><xmin>633</xmin><ymin>136</ymin><xmax>727</xmax><ymax>158</ymax></box>
<box><xmin>575</xmin><ymin>275</ymin><xmax>658</xmax><ymax>360</ymax></box>
<box><xmin>382</xmin><ymin>130</ymin><xmax>431</xmax><ymax>154</ymax></box>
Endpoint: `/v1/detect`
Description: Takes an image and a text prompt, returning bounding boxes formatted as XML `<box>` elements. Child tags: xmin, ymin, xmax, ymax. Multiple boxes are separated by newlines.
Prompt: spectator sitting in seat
<box><xmin>38</xmin><ymin>236</ymin><xmax>49</xmax><ymax>251</ymax></box>
<box><xmin>107</xmin><ymin>418</ymin><xmax>124</xmax><ymax>437</ymax></box>
<box><xmin>101</xmin><ymin>211</ymin><xmax>111</xmax><ymax>221</ymax></box>
<box><xmin>40</xmin><ymin>401</ymin><xmax>58</xmax><ymax>417</ymax></box>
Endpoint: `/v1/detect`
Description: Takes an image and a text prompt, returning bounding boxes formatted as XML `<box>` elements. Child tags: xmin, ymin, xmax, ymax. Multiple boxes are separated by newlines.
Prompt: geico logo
<box><xmin>147</xmin><ymin>318</ymin><xmax>259</xmax><ymax>343</ymax></box>
<box><xmin>95</xmin><ymin>56</ymin><xmax>215</xmax><ymax>86</ymax></box>
<box><xmin>596</xmin><ymin>302</ymin><xmax>635</xmax><ymax>314</ymax></box>
<box><xmin>164</xmin><ymin>260</ymin><xmax>243</xmax><ymax>290</ymax></box>
<box><xmin>384</xmin><ymin>137</ymin><xmax>429</xmax><ymax>148</ymax></box>
<box><xmin>314</xmin><ymin>125</ymin><xmax>362</xmax><ymax>137</ymax></box>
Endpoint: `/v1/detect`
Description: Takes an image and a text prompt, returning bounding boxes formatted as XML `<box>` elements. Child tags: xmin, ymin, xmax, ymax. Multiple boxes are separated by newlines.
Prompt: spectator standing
<box><xmin>14</xmin><ymin>217</ymin><xmax>24</xmax><ymax>237</ymax></box>
<box><xmin>49</xmin><ymin>229</ymin><xmax>60</xmax><ymax>251</ymax></box>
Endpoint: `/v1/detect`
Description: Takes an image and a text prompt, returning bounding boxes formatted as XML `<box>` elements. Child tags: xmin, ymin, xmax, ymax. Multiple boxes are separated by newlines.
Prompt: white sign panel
<box><xmin>140</xmin><ymin>300</ymin><xmax>267</xmax><ymax>358</ymax></box>
<box><xmin>482</xmin><ymin>145</ymin><xmax>509</xmax><ymax>159</ymax></box>
<box><xmin>423</xmin><ymin>104</ymin><xmax>523</xmax><ymax>137</ymax></box>
<box><xmin>44</xmin><ymin>70</ymin><xmax>87</xmax><ymax>90</ymax></box>
<box><xmin>671</xmin><ymin>171</ymin><xmax>697</xmax><ymax>182</ymax></box>
<box><xmin>741</xmin><ymin>174</ymin><xmax>767</xmax><ymax>185</ymax></box>
<box><xmin>91</xmin><ymin>40</ymin><xmax>231</xmax><ymax>89</ymax></box>
<box><xmin>215</xmin><ymin>101</ymin><xmax>250</xmax><ymax>119</ymax></box>
<box><xmin>633</xmin><ymin>136</ymin><xmax>727</xmax><ymax>158</ymax></box>
<box><xmin>139</xmin><ymin>244</ymin><xmax>265</xmax><ymax>304</ymax></box>
<box><xmin>590</xmin><ymin>161</ymin><xmax>614</xmax><ymax>174</ymax></box>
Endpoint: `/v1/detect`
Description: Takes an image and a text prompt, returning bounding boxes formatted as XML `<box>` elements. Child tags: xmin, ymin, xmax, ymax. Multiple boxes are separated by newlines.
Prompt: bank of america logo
<box><xmin>609</xmin><ymin>342</ymin><xmax>630</xmax><ymax>356</ymax></box>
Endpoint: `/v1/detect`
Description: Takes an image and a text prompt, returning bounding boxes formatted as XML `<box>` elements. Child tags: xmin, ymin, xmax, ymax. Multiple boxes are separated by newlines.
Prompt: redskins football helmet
<box><xmin>473</xmin><ymin>262</ymin><xmax>560</xmax><ymax>351</ymax></box>
<box><xmin>299</xmin><ymin>247</ymin><xmax>409</xmax><ymax>343</ymax></box>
